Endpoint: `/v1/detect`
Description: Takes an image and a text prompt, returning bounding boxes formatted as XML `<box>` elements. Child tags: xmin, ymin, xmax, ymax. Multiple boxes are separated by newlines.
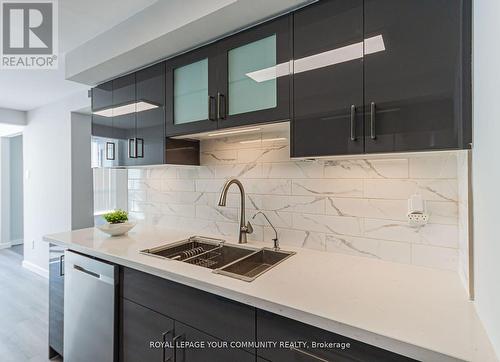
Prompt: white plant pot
<box><xmin>97</xmin><ymin>221</ymin><xmax>136</xmax><ymax>236</ymax></box>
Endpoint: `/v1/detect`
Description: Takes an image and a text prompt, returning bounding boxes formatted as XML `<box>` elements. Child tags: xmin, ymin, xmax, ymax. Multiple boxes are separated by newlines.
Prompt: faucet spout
<box><xmin>253</xmin><ymin>211</ymin><xmax>280</xmax><ymax>250</ymax></box>
<box><xmin>218</xmin><ymin>178</ymin><xmax>252</xmax><ymax>243</ymax></box>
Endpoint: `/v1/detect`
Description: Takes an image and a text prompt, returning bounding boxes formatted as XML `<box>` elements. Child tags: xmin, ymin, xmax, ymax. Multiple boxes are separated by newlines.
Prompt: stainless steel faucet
<box><xmin>253</xmin><ymin>211</ymin><xmax>280</xmax><ymax>250</ymax></box>
<box><xmin>218</xmin><ymin>178</ymin><xmax>253</xmax><ymax>243</ymax></box>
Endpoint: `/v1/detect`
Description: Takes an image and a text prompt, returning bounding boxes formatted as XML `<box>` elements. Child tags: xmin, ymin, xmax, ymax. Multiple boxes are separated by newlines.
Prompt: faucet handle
<box><xmin>272</xmin><ymin>238</ymin><xmax>280</xmax><ymax>251</ymax></box>
<box><xmin>245</xmin><ymin>221</ymin><xmax>253</xmax><ymax>234</ymax></box>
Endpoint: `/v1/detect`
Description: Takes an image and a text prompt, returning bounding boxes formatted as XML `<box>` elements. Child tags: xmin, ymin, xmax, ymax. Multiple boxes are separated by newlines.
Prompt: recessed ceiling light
<box><xmin>93</xmin><ymin>101</ymin><xmax>159</xmax><ymax>117</ymax></box>
<box><xmin>207</xmin><ymin>127</ymin><xmax>261</xmax><ymax>137</ymax></box>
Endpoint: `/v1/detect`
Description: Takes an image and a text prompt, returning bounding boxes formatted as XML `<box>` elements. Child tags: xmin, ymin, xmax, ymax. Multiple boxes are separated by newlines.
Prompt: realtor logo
<box><xmin>1</xmin><ymin>0</ymin><xmax>58</xmax><ymax>69</ymax></box>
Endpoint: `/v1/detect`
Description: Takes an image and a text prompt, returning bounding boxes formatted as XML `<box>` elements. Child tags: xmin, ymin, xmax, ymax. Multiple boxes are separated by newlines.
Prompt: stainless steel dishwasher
<box><xmin>64</xmin><ymin>250</ymin><xmax>117</xmax><ymax>362</ymax></box>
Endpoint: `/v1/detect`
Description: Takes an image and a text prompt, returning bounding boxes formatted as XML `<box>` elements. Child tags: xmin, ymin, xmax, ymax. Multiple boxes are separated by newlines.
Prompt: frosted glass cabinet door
<box><xmin>228</xmin><ymin>35</ymin><xmax>277</xmax><ymax>116</ymax></box>
<box><xmin>174</xmin><ymin>59</ymin><xmax>208</xmax><ymax>124</ymax></box>
<box><xmin>166</xmin><ymin>46</ymin><xmax>218</xmax><ymax>136</ymax></box>
<box><xmin>218</xmin><ymin>15</ymin><xmax>291</xmax><ymax>128</ymax></box>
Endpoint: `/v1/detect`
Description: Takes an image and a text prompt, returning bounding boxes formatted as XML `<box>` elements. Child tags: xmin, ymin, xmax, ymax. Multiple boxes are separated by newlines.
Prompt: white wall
<box><xmin>0</xmin><ymin>138</ymin><xmax>11</xmax><ymax>249</ymax></box>
<box><xmin>23</xmin><ymin>91</ymin><xmax>89</xmax><ymax>275</ymax></box>
<box><xmin>71</xmin><ymin>113</ymin><xmax>94</xmax><ymax>230</ymax></box>
<box><xmin>472</xmin><ymin>0</ymin><xmax>500</xmax><ymax>357</ymax></box>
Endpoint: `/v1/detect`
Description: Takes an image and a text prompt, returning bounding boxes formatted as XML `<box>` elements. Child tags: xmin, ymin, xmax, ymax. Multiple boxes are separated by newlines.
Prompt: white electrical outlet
<box><xmin>407</xmin><ymin>194</ymin><xmax>429</xmax><ymax>227</ymax></box>
<box><xmin>407</xmin><ymin>213</ymin><xmax>429</xmax><ymax>226</ymax></box>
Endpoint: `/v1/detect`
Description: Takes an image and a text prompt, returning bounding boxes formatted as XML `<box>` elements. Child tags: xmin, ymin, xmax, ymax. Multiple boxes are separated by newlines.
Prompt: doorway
<box><xmin>0</xmin><ymin>133</ymin><xmax>24</xmax><ymax>254</ymax></box>
<box><xmin>9</xmin><ymin>135</ymin><xmax>23</xmax><ymax>254</ymax></box>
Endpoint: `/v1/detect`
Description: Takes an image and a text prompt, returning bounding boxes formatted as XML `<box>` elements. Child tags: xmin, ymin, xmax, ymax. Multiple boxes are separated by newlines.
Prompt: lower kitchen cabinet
<box><xmin>48</xmin><ymin>243</ymin><xmax>65</xmax><ymax>358</ymax></box>
<box><xmin>174</xmin><ymin>321</ymin><xmax>255</xmax><ymax>362</ymax></box>
<box><xmin>121</xmin><ymin>267</ymin><xmax>255</xmax><ymax>346</ymax></box>
<box><xmin>121</xmin><ymin>298</ymin><xmax>174</xmax><ymax>362</ymax></box>
<box><xmin>120</xmin><ymin>267</ymin><xmax>416</xmax><ymax>362</ymax></box>
<box><xmin>120</xmin><ymin>297</ymin><xmax>255</xmax><ymax>362</ymax></box>
<box><xmin>256</xmin><ymin>310</ymin><xmax>416</xmax><ymax>362</ymax></box>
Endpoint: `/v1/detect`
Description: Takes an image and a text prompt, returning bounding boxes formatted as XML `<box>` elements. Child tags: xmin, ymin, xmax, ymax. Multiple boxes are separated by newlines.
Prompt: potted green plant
<box><xmin>97</xmin><ymin>209</ymin><xmax>136</xmax><ymax>236</ymax></box>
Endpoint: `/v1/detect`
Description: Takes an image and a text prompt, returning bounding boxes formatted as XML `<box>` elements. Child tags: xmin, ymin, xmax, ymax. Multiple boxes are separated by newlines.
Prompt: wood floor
<box><xmin>0</xmin><ymin>247</ymin><xmax>62</xmax><ymax>362</ymax></box>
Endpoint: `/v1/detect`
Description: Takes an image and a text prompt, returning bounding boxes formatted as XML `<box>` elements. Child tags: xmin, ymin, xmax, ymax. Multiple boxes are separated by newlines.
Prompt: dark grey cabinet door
<box><xmin>364</xmin><ymin>0</ymin><xmax>470</xmax><ymax>153</ymax></box>
<box><xmin>121</xmin><ymin>267</ymin><xmax>255</xmax><ymax>347</ymax></box>
<box><xmin>92</xmin><ymin>81</ymin><xmax>114</xmax><ymax>139</ymax></box>
<box><xmin>113</xmin><ymin>74</ymin><xmax>137</xmax><ymax>166</ymax></box>
<box><xmin>174</xmin><ymin>322</ymin><xmax>255</xmax><ymax>362</ymax></box>
<box><xmin>121</xmin><ymin>299</ymin><xmax>175</xmax><ymax>362</ymax></box>
<box><xmin>91</xmin><ymin>81</ymin><xmax>120</xmax><ymax>166</ymax></box>
<box><xmin>291</xmin><ymin>0</ymin><xmax>364</xmax><ymax>157</ymax></box>
<box><xmin>217</xmin><ymin>14</ymin><xmax>291</xmax><ymax>129</ymax></box>
<box><xmin>135</xmin><ymin>62</ymin><xmax>166</xmax><ymax>166</ymax></box>
<box><xmin>48</xmin><ymin>244</ymin><xmax>64</xmax><ymax>358</ymax></box>
<box><xmin>92</xmin><ymin>80</ymin><xmax>113</xmax><ymax>111</ymax></box>
<box><xmin>166</xmin><ymin>45</ymin><xmax>219</xmax><ymax>136</ymax></box>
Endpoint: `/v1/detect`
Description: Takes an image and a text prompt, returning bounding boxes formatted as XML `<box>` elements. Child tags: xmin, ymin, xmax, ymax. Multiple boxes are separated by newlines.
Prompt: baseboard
<box><xmin>0</xmin><ymin>242</ymin><xmax>12</xmax><ymax>250</ymax></box>
<box><xmin>10</xmin><ymin>239</ymin><xmax>23</xmax><ymax>246</ymax></box>
<box><xmin>22</xmin><ymin>260</ymin><xmax>49</xmax><ymax>279</ymax></box>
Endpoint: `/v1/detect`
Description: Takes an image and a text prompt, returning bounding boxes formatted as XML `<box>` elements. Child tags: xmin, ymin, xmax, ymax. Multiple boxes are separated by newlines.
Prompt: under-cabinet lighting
<box><xmin>207</xmin><ymin>127</ymin><xmax>261</xmax><ymax>137</ymax></box>
<box><xmin>246</xmin><ymin>35</ymin><xmax>385</xmax><ymax>82</ymax></box>
<box><xmin>263</xmin><ymin>137</ymin><xmax>286</xmax><ymax>142</ymax></box>
<box><xmin>239</xmin><ymin>137</ymin><xmax>287</xmax><ymax>144</ymax></box>
<box><xmin>93</xmin><ymin>101</ymin><xmax>159</xmax><ymax>117</ymax></box>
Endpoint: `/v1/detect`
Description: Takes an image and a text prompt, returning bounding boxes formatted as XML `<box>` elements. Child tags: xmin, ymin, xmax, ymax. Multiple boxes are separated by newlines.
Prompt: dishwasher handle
<box><xmin>74</xmin><ymin>264</ymin><xmax>101</xmax><ymax>279</ymax></box>
<box><xmin>64</xmin><ymin>251</ymin><xmax>118</xmax><ymax>285</ymax></box>
<box><xmin>70</xmin><ymin>259</ymin><xmax>116</xmax><ymax>285</ymax></box>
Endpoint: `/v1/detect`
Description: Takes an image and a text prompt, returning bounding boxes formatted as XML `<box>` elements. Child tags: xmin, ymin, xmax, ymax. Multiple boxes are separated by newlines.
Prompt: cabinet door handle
<box><xmin>128</xmin><ymin>138</ymin><xmax>137</xmax><ymax>158</ymax></box>
<box><xmin>136</xmin><ymin>138</ymin><xmax>144</xmax><ymax>158</ymax></box>
<box><xmin>217</xmin><ymin>92</ymin><xmax>225</xmax><ymax>120</ymax></box>
<box><xmin>208</xmin><ymin>96</ymin><xmax>215</xmax><ymax>121</ymax></box>
<box><xmin>59</xmin><ymin>255</ymin><xmax>64</xmax><ymax>276</ymax></box>
<box><xmin>370</xmin><ymin>102</ymin><xmax>376</xmax><ymax>140</ymax></box>
<box><xmin>105</xmin><ymin>142</ymin><xmax>115</xmax><ymax>160</ymax></box>
<box><xmin>162</xmin><ymin>329</ymin><xmax>174</xmax><ymax>362</ymax></box>
<box><xmin>173</xmin><ymin>334</ymin><xmax>184</xmax><ymax>362</ymax></box>
<box><xmin>350</xmin><ymin>105</ymin><xmax>356</xmax><ymax>141</ymax></box>
<box><xmin>291</xmin><ymin>347</ymin><xmax>331</xmax><ymax>362</ymax></box>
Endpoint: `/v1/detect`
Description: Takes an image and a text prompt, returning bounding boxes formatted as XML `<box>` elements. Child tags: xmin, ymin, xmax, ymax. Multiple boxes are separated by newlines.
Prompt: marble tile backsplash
<box><xmin>128</xmin><ymin>134</ymin><xmax>465</xmax><ymax>272</ymax></box>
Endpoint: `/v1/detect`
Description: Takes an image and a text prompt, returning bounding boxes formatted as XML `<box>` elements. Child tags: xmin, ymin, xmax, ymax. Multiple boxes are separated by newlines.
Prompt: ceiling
<box><xmin>0</xmin><ymin>0</ymin><xmax>158</xmax><ymax>111</ymax></box>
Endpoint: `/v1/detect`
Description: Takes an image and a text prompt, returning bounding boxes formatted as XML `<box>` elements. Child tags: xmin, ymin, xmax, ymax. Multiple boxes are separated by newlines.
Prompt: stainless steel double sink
<box><xmin>140</xmin><ymin>236</ymin><xmax>295</xmax><ymax>282</ymax></box>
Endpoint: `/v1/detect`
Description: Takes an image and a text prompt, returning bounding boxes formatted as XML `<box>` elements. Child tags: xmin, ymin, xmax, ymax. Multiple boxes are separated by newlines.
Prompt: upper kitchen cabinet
<box><xmin>364</xmin><ymin>0</ymin><xmax>471</xmax><ymax>153</ymax></box>
<box><xmin>135</xmin><ymin>63</ymin><xmax>166</xmax><ymax>166</ymax></box>
<box><xmin>91</xmin><ymin>80</ymin><xmax>119</xmax><ymax>167</ymax></box>
<box><xmin>166</xmin><ymin>46</ymin><xmax>219</xmax><ymax>136</ymax></box>
<box><xmin>92</xmin><ymin>64</ymin><xmax>169</xmax><ymax>167</ymax></box>
<box><xmin>165</xmin><ymin>15</ymin><xmax>291</xmax><ymax>136</ymax></box>
<box><xmin>291</xmin><ymin>0</ymin><xmax>471</xmax><ymax>157</ymax></box>
<box><xmin>92</xmin><ymin>80</ymin><xmax>113</xmax><ymax>111</ymax></box>
<box><xmin>217</xmin><ymin>15</ymin><xmax>291</xmax><ymax>128</ymax></box>
<box><xmin>291</xmin><ymin>0</ymin><xmax>364</xmax><ymax>158</ymax></box>
<box><xmin>112</xmin><ymin>73</ymin><xmax>137</xmax><ymax>167</ymax></box>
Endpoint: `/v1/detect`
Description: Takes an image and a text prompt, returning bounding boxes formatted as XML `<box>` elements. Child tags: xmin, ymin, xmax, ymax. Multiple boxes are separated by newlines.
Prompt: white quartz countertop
<box><xmin>44</xmin><ymin>225</ymin><xmax>497</xmax><ymax>362</ymax></box>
